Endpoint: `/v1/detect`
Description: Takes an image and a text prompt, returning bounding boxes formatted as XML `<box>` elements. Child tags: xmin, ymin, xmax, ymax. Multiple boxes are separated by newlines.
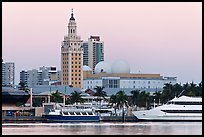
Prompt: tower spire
<box><xmin>70</xmin><ymin>8</ymin><xmax>75</xmax><ymax>21</ymax></box>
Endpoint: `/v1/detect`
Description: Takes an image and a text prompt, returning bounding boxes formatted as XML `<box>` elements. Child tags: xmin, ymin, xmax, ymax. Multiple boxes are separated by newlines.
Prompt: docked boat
<box><xmin>42</xmin><ymin>104</ymin><xmax>100</xmax><ymax>122</ymax></box>
<box><xmin>132</xmin><ymin>95</ymin><xmax>202</xmax><ymax>121</ymax></box>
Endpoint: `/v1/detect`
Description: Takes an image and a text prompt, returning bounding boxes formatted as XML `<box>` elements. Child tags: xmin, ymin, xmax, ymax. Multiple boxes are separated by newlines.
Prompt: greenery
<box><xmin>16</xmin><ymin>101</ymin><xmax>24</xmax><ymax>107</ymax></box>
<box><xmin>94</xmin><ymin>86</ymin><xmax>107</xmax><ymax>100</ymax></box>
<box><xmin>30</xmin><ymin>81</ymin><xmax>202</xmax><ymax>111</ymax></box>
<box><xmin>93</xmin><ymin>86</ymin><xmax>107</xmax><ymax>108</ymax></box>
<box><xmin>18</xmin><ymin>82</ymin><xmax>28</xmax><ymax>91</ymax></box>
<box><xmin>66</xmin><ymin>91</ymin><xmax>84</xmax><ymax>104</ymax></box>
<box><xmin>107</xmin><ymin>81</ymin><xmax>202</xmax><ymax>110</ymax></box>
<box><xmin>32</xmin><ymin>98</ymin><xmax>42</xmax><ymax>107</ymax></box>
<box><xmin>51</xmin><ymin>90</ymin><xmax>63</xmax><ymax>103</ymax></box>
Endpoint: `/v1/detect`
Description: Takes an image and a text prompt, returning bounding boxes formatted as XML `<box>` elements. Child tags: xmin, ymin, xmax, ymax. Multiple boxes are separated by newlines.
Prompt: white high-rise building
<box><xmin>20</xmin><ymin>66</ymin><xmax>61</xmax><ymax>87</ymax></box>
<box><xmin>61</xmin><ymin>9</ymin><xmax>83</xmax><ymax>88</ymax></box>
<box><xmin>2</xmin><ymin>60</ymin><xmax>15</xmax><ymax>86</ymax></box>
<box><xmin>82</xmin><ymin>36</ymin><xmax>104</xmax><ymax>73</ymax></box>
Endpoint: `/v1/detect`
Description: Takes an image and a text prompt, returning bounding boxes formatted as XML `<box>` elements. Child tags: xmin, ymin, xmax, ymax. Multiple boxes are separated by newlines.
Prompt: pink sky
<box><xmin>2</xmin><ymin>2</ymin><xmax>202</xmax><ymax>85</ymax></box>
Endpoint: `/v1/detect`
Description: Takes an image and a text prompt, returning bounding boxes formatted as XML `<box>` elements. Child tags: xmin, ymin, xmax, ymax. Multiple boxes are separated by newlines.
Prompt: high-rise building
<box><xmin>61</xmin><ymin>9</ymin><xmax>83</xmax><ymax>88</ymax></box>
<box><xmin>82</xmin><ymin>36</ymin><xmax>104</xmax><ymax>73</ymax></box>
<box><xmin>2</xmin><ymin>59</ymin><xmax>15</xmax><ymax>86</ymax></box>
<box><xmin>20</xmin><ymin>66</ymin><xmax>61</xmax><ymax>87</ymax></box>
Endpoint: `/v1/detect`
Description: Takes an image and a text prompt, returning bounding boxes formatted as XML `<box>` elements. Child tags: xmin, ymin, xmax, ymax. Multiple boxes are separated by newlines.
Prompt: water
<box><xmin>2</xmin><ymin>122</ymin><xmax>202</xmax><ymax>135</ymax></box>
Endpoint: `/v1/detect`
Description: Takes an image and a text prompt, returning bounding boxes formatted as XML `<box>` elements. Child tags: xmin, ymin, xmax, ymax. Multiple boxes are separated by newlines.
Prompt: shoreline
<box><xmin>2</xmin><ymin>116</ymin><xmax>138</xmax><ymax>123</ymax></box>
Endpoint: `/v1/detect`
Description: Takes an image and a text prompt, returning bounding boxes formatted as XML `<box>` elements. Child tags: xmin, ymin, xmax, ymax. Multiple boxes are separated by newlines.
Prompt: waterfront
<box><xmin>2</xmin><ymin>122</ymin><xmax>202</xmax><ymax>135</ymax></box>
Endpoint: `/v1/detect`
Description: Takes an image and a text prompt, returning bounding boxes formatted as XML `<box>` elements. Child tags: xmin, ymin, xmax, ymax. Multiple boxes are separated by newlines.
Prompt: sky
<box><xmin>2</xmin><ymin>2</ymin><xmax>202</xmax><ymax>85</ymax></box>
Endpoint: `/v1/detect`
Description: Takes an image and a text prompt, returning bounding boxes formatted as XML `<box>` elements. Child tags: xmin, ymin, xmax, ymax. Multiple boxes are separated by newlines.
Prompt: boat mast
<box><xmin>177</xmin><ymin>90</ymin><xmax>185</xmax><ymax>97</ymax></box>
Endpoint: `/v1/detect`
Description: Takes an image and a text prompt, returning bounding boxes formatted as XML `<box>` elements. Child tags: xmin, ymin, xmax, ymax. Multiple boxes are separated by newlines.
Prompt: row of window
<box><xmin>62</xmin><ymin>57</ymin><xmax>81</xmax><ymax>60</ymax></box>
<box><xmin>63</xmin><ymin>81</ymin><xmax>81</xmax><ymax>85</ymax></box>
<box><xmin>63</xmin><ymin>73</ymin><xmax>81</xmax><ymax>77</ymax></box>
<box><xmin>63</xmin><ymin>78</ymin><xmax>81</xmax><ymax>81</ymax></box>
<box><xmin>85</xmin><ymin>85</ymin><xmax>156</xmax><ymax>89</ymax></box>
<box><xmin>85</xmin><ymin>80</ymin><xmax>161</xmax><ymax>84</ymax></box>
<box><xmin>63</xmin><ymin>62</ymin><xmax>81</xmax><ymax>65</ymax></box>
<box><xmin>63</xmin><ymin>65</ymin><xmax>81</xmax><ymax>69</ymax></box>
<box><xmin>167</xmin><ymin>101</ymin><xmax>202</xmax><ymax>105</ymax></box>
<box><xmin>62</xmin><ymin>53</ymin><xmax>81</xmax><ymax>56</ymax></box>
<box><xmin>161</xmin><ymin>110</ymin><xmax>202</xmax><ymax>113</ymax></box>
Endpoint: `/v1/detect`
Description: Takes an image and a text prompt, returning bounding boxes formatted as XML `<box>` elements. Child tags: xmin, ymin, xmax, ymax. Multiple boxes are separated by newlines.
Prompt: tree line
<box><xmin>49</xmin><ymin>81</ymin><xmax>202</xmax><ymax>108</ymax></box>
<box><xmin>19</xmin><ymin>81</ymin><xmax>202</xmax><ymax>108</ymax></box>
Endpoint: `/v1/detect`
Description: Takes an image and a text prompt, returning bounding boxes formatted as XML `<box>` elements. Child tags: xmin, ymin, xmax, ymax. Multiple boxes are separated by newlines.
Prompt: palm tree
<box><xmin>196</xmin><ymin>81</ymin><xmax>202</xmax><ymax>96</ymax></box>
<box><xmin>130</xmin><ymin>89</ymin><xmax>140</xmax><ymax>107</ymax></box>
<box><xmin>161</xmin><ymin>83</ymin><xmax>173</xmax><ymax>103</ymax></box>
<box><xmin>69</xmin><ymin>91</ymin><xmax>84</xmax><ymax>105</ymax></box>
<box><xmin>109</xmin><ymin>94</ymin><xmax>117</xmax><ymax>115</ymax></box>
<box><xmin>94</xmin><ymin>86</ymin><xmax>107</xmax><ymax>108</ymax></box>
<box><xmin>94</xmin><ymin>86</ymin><xmax>107</xmax><ymax>99</ymax></box>
<box><xmin>172</xmin><ymin>83</ymin><xmax>183</xmax><ymax>97</ymax></box>
<box><xmin>115</xmin><ymin>90</ymin><xmax>128</xmax><ymax>119</ymax></box>
<box><xmin>18</xmin><ymin>82</ymin><xmax>28</xmax><ymax>91</ymax></box>
<box><xmin>51</xmin><ymin>90</ymin><xmax>63</xmax><ymax>103</ymax></box>
<box><xmin>152</xmin><ymin>91</ymin><xmax>162</xmax><ymax>105</ymax></box>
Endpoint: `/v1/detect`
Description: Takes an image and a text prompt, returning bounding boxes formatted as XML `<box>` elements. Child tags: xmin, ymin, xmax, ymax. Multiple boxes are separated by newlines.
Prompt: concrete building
<box><xmin>82</xmin><ymin>60</ymin><xmax>177</xmax><ymax>93</ymax></box>
<box><xmin>2</xmin><ymin>59</ymin><xmax>15</xmax><ymax>86</ymax></box>
<box><xmin>20</xmin><ymin>66</ymin><xmax>61</xmax><ymax>87</ymax></box>
<box><xmin>82</xmin><ymin>36</ymin><xmax>104</xmax><ymax>73</ymax></box>
<box><xmin>61</xmin><ymin>9</ymin><xmax>83</xmax><ymax>88</ymax></box>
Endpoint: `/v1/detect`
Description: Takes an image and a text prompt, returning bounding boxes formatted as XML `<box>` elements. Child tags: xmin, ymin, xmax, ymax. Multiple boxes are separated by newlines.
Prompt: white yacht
<box><xmin>132</xmin><ymin>95</ymin><xmax>202</xmax><ymax>121</ymax></box>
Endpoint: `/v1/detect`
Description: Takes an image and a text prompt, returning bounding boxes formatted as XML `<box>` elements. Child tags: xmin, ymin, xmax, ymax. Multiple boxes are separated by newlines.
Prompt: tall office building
<box><xmin>82</xmin><ymin>36</ymin><xmax>104</xmax><ymax>73</ymax></box>
<box><xmin>61</xmin><ymin>9</ymin><xmax>83</xmax><ymax>88</ymax></box>
<box><xmin>2</xmin><ymin>59</ymin><xmax>15</xmax><ymax>86</ymax></box>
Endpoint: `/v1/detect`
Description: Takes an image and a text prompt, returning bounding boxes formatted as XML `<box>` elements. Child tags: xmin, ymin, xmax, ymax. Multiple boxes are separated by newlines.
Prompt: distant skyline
<box><xmin>2</xmin><ymin>2</ymin><xmax>202</xmax><ymax>85</ymax></box>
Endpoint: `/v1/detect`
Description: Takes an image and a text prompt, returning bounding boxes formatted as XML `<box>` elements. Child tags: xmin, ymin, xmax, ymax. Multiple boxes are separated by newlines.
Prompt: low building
<box><xmin>83</xmin><ymin>60</ymin><xmax>177</xmax><ymax>93</ymax></box>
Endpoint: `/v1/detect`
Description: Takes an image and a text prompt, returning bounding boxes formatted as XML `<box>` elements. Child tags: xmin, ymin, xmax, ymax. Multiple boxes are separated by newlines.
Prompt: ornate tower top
<box><xmin>70</xmin><ymin>8</ymin><xmax>75</xmax><ymax>21</ymax></box>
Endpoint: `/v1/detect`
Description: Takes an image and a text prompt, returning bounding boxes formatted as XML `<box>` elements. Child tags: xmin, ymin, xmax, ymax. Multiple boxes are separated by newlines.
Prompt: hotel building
<box><xmin>82</xmin><ymin>36</ymin><xmax>104</xmax><ymax>73</ymax></box>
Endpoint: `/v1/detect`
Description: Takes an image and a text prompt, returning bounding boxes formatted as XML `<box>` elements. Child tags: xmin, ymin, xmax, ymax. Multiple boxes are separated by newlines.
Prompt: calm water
<box><xmin>2</xmin><ymin>122</ymin><xmax>202</xmax><ymax>135</ymax></box>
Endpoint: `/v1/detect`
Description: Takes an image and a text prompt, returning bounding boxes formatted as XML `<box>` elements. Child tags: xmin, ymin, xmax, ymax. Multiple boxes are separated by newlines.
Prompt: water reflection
<box><xmin>2</xmin><ymin>122</ymin><xmax>202</xmax><ymax>135</ymax></box>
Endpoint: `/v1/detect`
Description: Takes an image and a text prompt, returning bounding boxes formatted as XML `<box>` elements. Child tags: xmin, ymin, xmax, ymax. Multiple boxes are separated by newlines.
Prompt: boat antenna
<box><xmin>177</xmin><ymin>90</ymin><xmax>185</xmax><ymax>97</ymax></box>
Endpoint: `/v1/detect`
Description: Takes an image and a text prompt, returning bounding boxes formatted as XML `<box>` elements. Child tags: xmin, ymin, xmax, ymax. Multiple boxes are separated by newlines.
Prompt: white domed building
<box><xmin>111</xmin><ymin>59</ymin><xmax>130</xmax><ymax>74</ymax></box>
<box><xmin>82</xmin><ymin>65</ymin><xmax>92</xmax><ymax>72</ymax></box>
<box><xmin>83</xmin><ymin>60</ymin><xmax>177</xmax><ymax>94</ymax></box>
<box><xmin>94</xmin><ymin>61</ymin><xmax>112</xmax><ymax>74</ymax></box>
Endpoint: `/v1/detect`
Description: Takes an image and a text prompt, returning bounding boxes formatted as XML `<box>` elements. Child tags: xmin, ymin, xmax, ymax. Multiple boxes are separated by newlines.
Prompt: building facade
<box><xmin>83</xmin><ymin>68</ymin><xmax>177</xmax><ymax>92</ymax></box>
<box><xmin>82</xmin><ymin>36</ymin><xmax>104</xmax><ymax>73</ymax></box>
<box><xmin>2</xmin><ymin>60</ymin><xmax>15</xmax><ymax>86</ymax></box>
<box><xmin>20</xmin><ymin>66</ymin><xmax>61</xmax><ymax>87</ymax></box>
<box><xmin>61</xmin><ymin>9</ymin><xmax>83</xmax><ymax>88</ymax></box>
<box><xmin>82</xmin><ymin>60</ymin><xmax>177</xmax><ymax>92</ymax></box>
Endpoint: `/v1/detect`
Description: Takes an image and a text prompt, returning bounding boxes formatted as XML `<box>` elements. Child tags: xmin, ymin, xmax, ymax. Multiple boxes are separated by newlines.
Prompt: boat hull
<box><xmin>132</xmin><ymin>110</ymin><xmax>202</xmax><ymax>122</ymax></box>
<box><xmin>42</xmin><ymin>114</ymin><xmax>100</xmax><ymax>122</ymax></box>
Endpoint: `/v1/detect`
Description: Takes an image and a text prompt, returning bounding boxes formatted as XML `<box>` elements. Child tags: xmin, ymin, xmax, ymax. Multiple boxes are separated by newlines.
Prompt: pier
<box><xmin>2</xmin><ymin>116</ymin><xmax>46</xmax><ymax>123</ymax></box>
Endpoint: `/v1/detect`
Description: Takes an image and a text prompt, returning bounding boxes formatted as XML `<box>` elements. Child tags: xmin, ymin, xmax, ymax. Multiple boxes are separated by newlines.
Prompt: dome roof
<box><xmin>94</xmin><ymin>61</ymin><xmax>112</xmax><ymax>74</ymax></box>
<box><xmin>111</xmin><ymin>59</ymin><xmax>130</xmax><ymax>74</ymax></box>
<box><xmin>82</xmin><ymin>65</ymin><xmax>92</xmax><ymax>71</ymax></box>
